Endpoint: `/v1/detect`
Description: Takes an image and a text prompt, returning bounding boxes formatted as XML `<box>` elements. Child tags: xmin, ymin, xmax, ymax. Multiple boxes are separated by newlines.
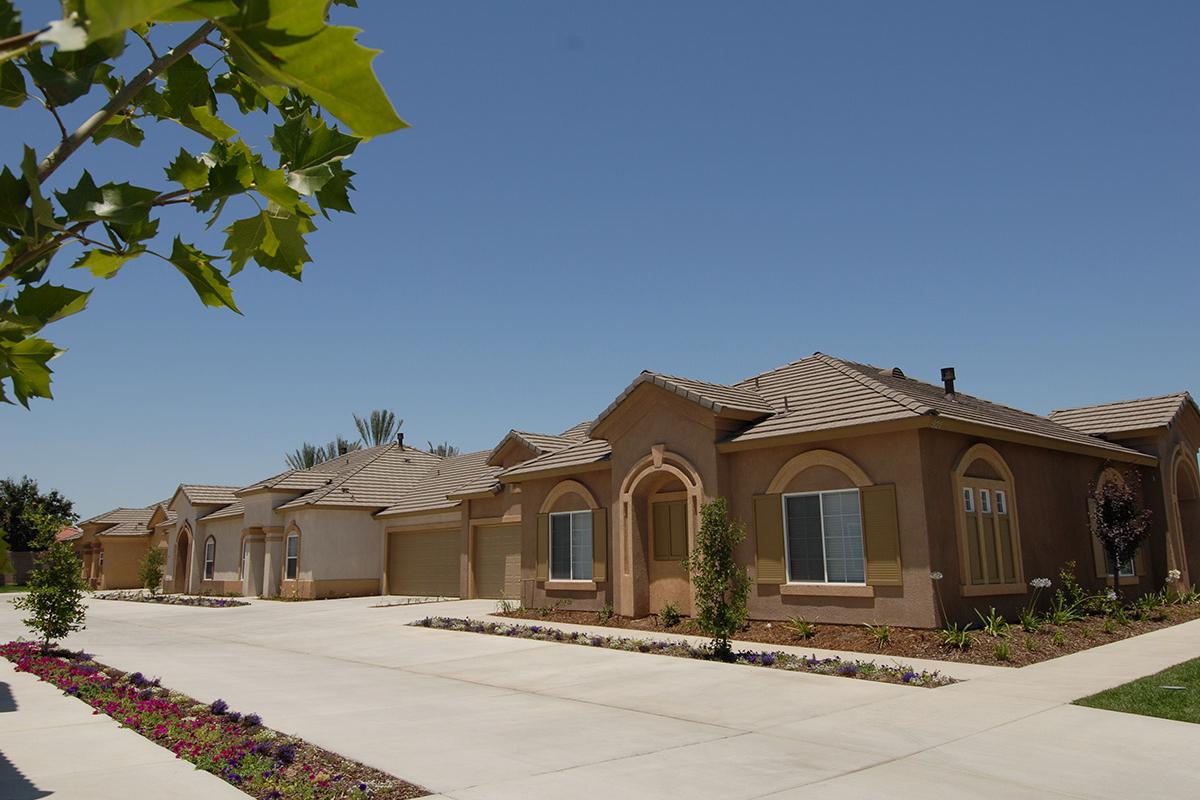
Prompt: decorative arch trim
<box><xmin>766</xmin><ymin>449</ymin><xmax>872</xmax><ymax>494</ymax></box>
<box><xmin>952</xmin><ymin>443</ymin><xmax>1015</xmax><ymax>485</ymax></box>
<box><xmin>1096</xmin><ymin>465</ymin><xmax>1128</xmax><ymax>491</ymax></box>
<box><xmin>539</xmin><ymin>479</ymin><xmax>600</xmax><ymax>513</ymax></box>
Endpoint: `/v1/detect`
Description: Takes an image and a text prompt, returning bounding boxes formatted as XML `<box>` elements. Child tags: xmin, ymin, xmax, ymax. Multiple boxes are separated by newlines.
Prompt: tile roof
<box><xmin>177</xmin><ymin>485</ymin><xmax>241</xmax><ymax>506</ymax></box>
<box><xmin>154</xmin><ymin>509</ymin><xmax>178</xmax><ymax>527</ymax></box>
<box><xmin>378</xmin><ymin>450</ymin><xmax>500</xmax><ymax>516</ymax></box>
<box><xmin>88</xmin><ymin>505</ymin><xmax>159</xmax><ymax>537</ymax></box>
<box><xmin>277</xmin><ymin>445</ymin><xmax>443</xmax><ymax>510</ymax></box>
<box><xmin>558</xmin><ymin>420</ymin><xmax>593</xmax><ymax>441</ymax></box>
<box><xmin>1049</xmin><ymin>393</ymin><xmax>1197</xmax><ymax>436</ymax></box>
<box><xmin>237</xmin><ymin>446</ymin><xmax>392</xmax><ymax>495</ymax></box>
<box><xmin>499</xmin><ymin>437</ymin><xmax>612</xmax><ymax>480</ymax></box>
<box><xmin>199</xmin><ymin>500</ymin><xmax>245</xmax><ymax>522</ymax></box>
<box><xmin>55</xmin><ymin>526</ymin><xmax>82</xmax><ymax>542</ymax></box>
<box><xmin>590</xmin><ymin>370</ymin><xmax>775</xmax><ymax>434</ymax></box>
<box><xmin>724</xmin><ymin>353</ymin><xmax>1152</xmax><ymax>461</ymax></box>
<box><xmin>487</xmin><ymin>429</ymin><xmax>580</xmax><ymax>466</ymax></box>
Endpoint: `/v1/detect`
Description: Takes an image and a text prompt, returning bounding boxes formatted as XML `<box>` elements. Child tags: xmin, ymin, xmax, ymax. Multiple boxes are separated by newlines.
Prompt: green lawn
<box><xmin>1076</xmin><ymin>657</ymin><xmax>1200</xmax><ymax>724</ymax></box>
<box><xmin>0</xmin><ymin>585</ymin><xmax>27</xmax><ymax>593</ymax></box>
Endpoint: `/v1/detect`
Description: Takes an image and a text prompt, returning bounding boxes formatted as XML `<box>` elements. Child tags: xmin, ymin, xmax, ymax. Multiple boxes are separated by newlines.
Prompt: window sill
<box><xmin>1105</xmin><ymin>575</ymin><xmax>1141</xmax><ymax>586</ymax></box>
<box><xmin>960</xmin><ymin>582</ymin><xmax>1026</xmax><ymax>597</ymax></box>
<box><xmin>545</xmin><ymin>580</ymin><xmax>597</xmax><ymax>591</ymax></box>
<box><xmin>780</xmin><ymin>583</ymin><xmax>875</xmax><ymax>598</ymax></box>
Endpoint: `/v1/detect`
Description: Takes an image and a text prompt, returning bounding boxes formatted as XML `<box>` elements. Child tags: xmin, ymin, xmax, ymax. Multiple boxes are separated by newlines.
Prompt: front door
<box><xmin>174</xmin><ymin>534</ymin><xmax>190</xmax><ymax>593</ymax></box>
<box><xmin>648</xmin><ymin>499</ymin><xmax>690</xmax><ymax>614</ymax></box>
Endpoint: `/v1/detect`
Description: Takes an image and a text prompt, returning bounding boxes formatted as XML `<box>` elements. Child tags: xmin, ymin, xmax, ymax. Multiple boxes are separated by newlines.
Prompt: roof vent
<box><xmin>941</xmin><ymin>367</ymin><xmax>957</xmax><ymax>399</ymax></box>
<box><xmin>397</xmin><ymin>432</ymin><xmax>404</xmax><ymax>448</ymax></box>
<box><xmin>879</xmin><ymin>367</ymin><xmax>906</xmax><ymax>378</ymax></box>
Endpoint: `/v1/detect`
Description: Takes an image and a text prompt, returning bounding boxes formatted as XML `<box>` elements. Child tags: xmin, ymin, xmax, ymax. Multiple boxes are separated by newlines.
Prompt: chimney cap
<box><xmin>941</xmin><ymin>366</ymin><xmax>957</xmax><ymax>399</ymax></box>
<box><xmin>940</xmin><ymin>367</ymin><xmax>956</xmax><ymax>382</ymax></box>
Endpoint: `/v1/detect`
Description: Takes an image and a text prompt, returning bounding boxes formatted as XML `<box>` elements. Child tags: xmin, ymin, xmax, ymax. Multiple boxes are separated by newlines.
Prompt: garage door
<box><xmin>474</xmin><ymin>524</ymin><xmax>522</xmax><ymax>599</ymax></box>
<box><xmin>388</xmin><ymin>529</ymin><xmax>460</xmax><ymax>596</ymax></box>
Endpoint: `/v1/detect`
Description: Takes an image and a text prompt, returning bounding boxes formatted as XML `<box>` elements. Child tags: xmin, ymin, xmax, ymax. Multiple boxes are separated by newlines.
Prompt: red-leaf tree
<box><xmin>1092</xmin><ymin>475</ymin><xmax>1152</xmax><ymax>598</ymax></box>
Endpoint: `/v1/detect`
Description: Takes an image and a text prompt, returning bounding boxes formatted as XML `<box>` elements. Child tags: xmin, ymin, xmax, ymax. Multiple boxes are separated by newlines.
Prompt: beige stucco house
<box><xmin>83</xmin><ymin>352</ymin><xmax>1199</xmax><ymax>628</ymax></box>
<box><xmin>68</xmin><ymin>504</ymin><xmax>164</xmax><ymax>589</ymax></box>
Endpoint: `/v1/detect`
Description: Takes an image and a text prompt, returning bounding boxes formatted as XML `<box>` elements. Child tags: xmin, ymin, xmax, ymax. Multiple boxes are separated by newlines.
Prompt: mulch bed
<box><xmin>93</xmin><ymin>591</ymin><xmax>249</xmax><ymax>608</ymax></box>
<box><xmin>1</xmin><ymin>641</ymin><xmax>426</xmax><ymax>799</ymax></box>
<box><xmin>499</xmin><ymin>602</ymin><xmax>1200</xmax><ymax>668</ymax></box>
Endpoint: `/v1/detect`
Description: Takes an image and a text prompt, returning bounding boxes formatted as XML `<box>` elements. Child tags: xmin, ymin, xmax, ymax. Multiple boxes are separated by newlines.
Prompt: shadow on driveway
<box><xmin>0</xmin><ymin>681</ymin><xmax>15</xmax><ymax>712</ymax></box>
<box><xmin>0</xmin><ymin>747</ymin><xmax>50</xmax><ymax>799</ymax></box>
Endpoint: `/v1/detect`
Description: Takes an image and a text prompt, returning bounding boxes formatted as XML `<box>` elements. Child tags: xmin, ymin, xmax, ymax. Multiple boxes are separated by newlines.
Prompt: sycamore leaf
<box><xmin>0</xmin><ymin>164</ymin><xmax>30</xmax><ymax>231</ymax></box>
<box><xmin>21</xmin><ymin>49</ymin><xmax>96</xmax><ymax>107</ymax></box>
<box><xmin>13</xmin><ymin>284</ymin><xmax>91</xmax><ymax>324</ymax></box>
<box><xmin>1</xmin><ymin>0</ymin><xmax>20</xmax><ymax>39</ymax></box>
<box><xmin>222</xmin><ymin>211</ymin><xmax>273</xmax><ymax>274</ymax></box>
<box><xmin>91</xmin><ymin>113</ymin><xmax>145</xmax><ymax>146</ymax></box>
<box><xmin>250</xmin><ymin>161</ymin><xmax>308</xmax><ymax>214</ymax></box>
<box><xmin>58</xmin><ymin>176</ymin><xmax>158</xmax><ymax>225</ymax></box>
<box><xmin>153</xmin><ymin>0</ymin><xmax>239</xmax><ymax>22</ymax></box>
<box><xmin>164</xmin><ymin>148</ymin><xmax>210</xmax><ymax>190</ymax></box>
<box><xmin>77</xmin><ymin>0</ymin><xmax>193</xmax><ymax>41</ymax></box>
<box><xmin>222</xmin><ymin>210</ymin><xmax>312</xmax><ymax>278</ymax></box>
<box><xmin>167</xmin><ymin>237</ymin><xmax>239</xmax><ymax>312</ymax></box>
<box><xmin>0</xmin><ymin>61</ymin><xmax>25</xmax><ymax>108</ymax></box>
<box><xmin>220</xmin><ymin>0</ymin><xmax>406</xmax><ymax>138</ymax></box>
<box><xmin>20</xmin><ymin>145</ymin><xmax>56</xmax><ymax>232</ymax></box>
<box><xmin>3</xmin><ymin>336</ymin><xmax>61</xmax><ymax>407</ymax></box>
<box><xmin>70</xmin><ymin>248</ymin><xmax>142</xmax><ymax>278</ymax></box>
<box><xmin>271</xmin><ymin>114</ymin><xmax>360</xmax><ymax>172</ymax></box>
<box><xmin>186</xmin><ymin>103</ymin><xmax>237</xmax><ymax>140</ymax></box>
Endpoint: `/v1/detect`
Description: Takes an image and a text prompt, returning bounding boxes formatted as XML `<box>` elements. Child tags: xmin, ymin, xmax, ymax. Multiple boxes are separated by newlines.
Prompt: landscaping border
<box><xmin>93</xmin><ymin>591</ymin><xmax>249</xmax><ymax>608</ymax></box>
<box><xmin>0</xmin><ymin>641</ymin><xmax>426</xmax><ymax>799</ymax></box>
<box><xmin>411</xmin><ymin>616</ymin><xmax>954</xmax><ymax>687</ymax></box>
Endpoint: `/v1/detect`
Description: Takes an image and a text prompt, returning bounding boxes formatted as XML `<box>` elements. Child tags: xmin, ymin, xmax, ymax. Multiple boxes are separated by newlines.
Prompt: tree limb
<box><xmin>36</xmin><ymin>21</ymin><xmax>217</xmax><ymax>183</ymax></box>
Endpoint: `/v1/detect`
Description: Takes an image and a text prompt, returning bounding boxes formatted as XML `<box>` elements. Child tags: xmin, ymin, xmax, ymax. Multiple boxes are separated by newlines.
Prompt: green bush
<box><xmin>993</xmin><ymin>641</ymin><xmax>1011</xmax><ymax>661</ymax></box>
<box><xmin>137</xmin><ymin>546</ymin><xmax>166</xmax><ymax>595</ymax></box>
<box><xmin>785</xmin><ymin>616</ymin><xmax>816</xmax><ymax>640</ymax></box>
<box><xmin>597</xmin><ymin>602</ymin><xmax>614</xmax><ymax>624</ymax></box>
<box><xmin>941</xmin><ymin>622</ymin><xmax>972</xmax><ymax>650</ymax></box>
<box><xmin>863</xmin><ymin>622</ymin><xmax>890</xmax><ymax>647</ymax></box>
<box><xmin>974</xmin><ymin>607</ymin><xmax>1010</xmax><ymax>638</ymax></box>
<box><xmin>12</xmin><ymin>540</ymin><xmax>87</xmax><ymax>652</ymax></box>
<box><xmin>683</xmin><ymin>497</ymin><xmax>750</xmax><ymax>661</ymax></box>
<box><xmin>657</xmin><ymin>602</ymin><xmax>682</xmax><ymax>628</ymax></box>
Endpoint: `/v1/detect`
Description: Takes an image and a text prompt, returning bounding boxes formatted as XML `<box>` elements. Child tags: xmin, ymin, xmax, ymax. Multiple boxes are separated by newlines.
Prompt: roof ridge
<box><xmin>814</xmin><ymin>353</ymin><xmax>936</xmax><ymax>416</ymax></box>
<box><xmin>1050</xmin><ymin>391</ymin><xmax>1191</xmax><ymax>415</ymax></box>
<box><xmin>295</xmin><ymin>443</ymin><xmax>402</xmax><ymax>505</ymax></box>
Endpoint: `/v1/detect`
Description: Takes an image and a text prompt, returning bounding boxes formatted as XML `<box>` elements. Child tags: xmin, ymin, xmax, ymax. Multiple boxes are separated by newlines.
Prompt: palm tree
<box><xmin>284</xmin><ymin>443</ymin><xmax>326</xmax><ymax>470</ymax></box>
<box><xmin>428</xmin><ymin>440</ymin><xmax>460</xmax><ymax>458</ymax></box>
<box><xmin>354</xmin><ymin>410</ymin><xmax>402</xmax><ymax>447</ymax></box>
<box><xmin>323</xmin><ymin>436</ymin><xmax>362</xmax><ymax>459</ymax></box>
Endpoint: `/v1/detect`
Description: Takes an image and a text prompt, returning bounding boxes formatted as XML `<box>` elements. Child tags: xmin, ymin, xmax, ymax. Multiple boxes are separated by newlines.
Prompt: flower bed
<box><xmin>411</xmin><ymin>617</ymin><xmax>952</xmax><ymax>687</ymax></box>
<box><xmin>0</xmin><ymin>641</ymin><xmax>426</xmax><ymax>799</ymax></box>
<box><xmin>94</xmin><ymin>591</ymin><xmax>250</xmax><ymax>608</ymax></box>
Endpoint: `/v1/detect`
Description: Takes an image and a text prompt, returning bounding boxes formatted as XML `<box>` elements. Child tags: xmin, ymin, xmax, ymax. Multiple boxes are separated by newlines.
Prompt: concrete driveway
<box><xmin>1</xmin><ymin>595</ymin><xmax>1198</xmax><ymax>799</ymax></box>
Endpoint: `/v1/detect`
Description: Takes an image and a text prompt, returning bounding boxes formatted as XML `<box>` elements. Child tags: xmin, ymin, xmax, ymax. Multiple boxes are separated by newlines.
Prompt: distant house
<box><xmin>88</xmin><ymin>352</ymin><xmax>1199</xmax><ymax>626</ymax></box>
<box><xmin>68</xmin><ymin>505</ymin><xmax>163</xmax><ymax>589</ymax></box>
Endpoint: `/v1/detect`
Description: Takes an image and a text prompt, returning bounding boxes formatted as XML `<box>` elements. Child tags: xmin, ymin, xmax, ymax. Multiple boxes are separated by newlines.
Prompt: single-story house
<box><xmin>68</xmin><ymin>504</ymin><xmax>164</xmax><ymax>589</ymax></box>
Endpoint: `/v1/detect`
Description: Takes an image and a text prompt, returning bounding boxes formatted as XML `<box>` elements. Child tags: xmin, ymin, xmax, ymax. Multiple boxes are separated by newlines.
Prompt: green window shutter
<box><xmin>669</xmin><ymin>500</ymin><xmax>687</xmax><ymax>558</ymax></box>
<box><xmin>861</xmin><ymin>484</ymin><xmax>902</xmax><ymax>586</ymax></box>
<box><xmin>536</xmin><ymin>513</ymin><xmax>549</xmax><ymax>581</ymax></box>
<box><xmin>652</xmin><ymin>502</ymin><xmax>671</xmax><ymax>559</ymax></box>
<box><xmin>592</xmin><ymin>507</ymin><xmax>608</xmax><ymax>582</ymax></box>
<box><xmin>753</xmin><ymin>493</ymin><xmax>785</xmax><ymax>584</ymax></box>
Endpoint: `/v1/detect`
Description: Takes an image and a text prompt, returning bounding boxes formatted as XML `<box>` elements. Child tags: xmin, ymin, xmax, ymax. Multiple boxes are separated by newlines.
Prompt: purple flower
<box><xmin>359</xmin><ymin>782</ymin><xmax>368</xmax><ymax>792</ymax></box>
<box><xmin>226</xmin><ymin>711</ymin><xmax>242</xmax><ymax>723</ymax></box>
<box><xmin>129</xmin><ymin>672</ymin><xmax>147</xmax><ymax>686</ymax></box>
<box><xmin>901</xmin><ymin>670</ymin><xmax>918</xmax><ymax>683</ymax></box>
<box><xmin>761</xmin><ymin>653</ymin><xmax>777</xmax><ymax>667</ymax></box>
<box><xmin>275</xmin><ymin>743</ymin><xmax>297</xmax><ymax>765</ymax></box>
<box><xmin>243</xmin><ymin>713</ymin><xmax>262</xmax><ymax>727</ymax></box>
<box><xmin>210</xmin><ymin>698</ymin><xmax>228</xmax><ymax>715</ymax></box>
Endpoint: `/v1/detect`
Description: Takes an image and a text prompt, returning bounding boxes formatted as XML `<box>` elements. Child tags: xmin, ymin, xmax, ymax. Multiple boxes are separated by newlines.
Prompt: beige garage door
<box><xmin>474</xmin><ymin>524</ymin><xmax>522</xmax><ymax>599</ymax></box>
<box><xmin>388</xmin><ymin>529</ymin><xmax>460</xmax><ymax>597</ymax></box>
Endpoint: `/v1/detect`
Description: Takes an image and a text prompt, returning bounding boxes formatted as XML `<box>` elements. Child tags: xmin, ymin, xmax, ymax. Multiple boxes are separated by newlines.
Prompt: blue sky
<box><xmin>2</xmin><ymin>1</ymin><xmax>1197</xmax><ymax>519</ymax></box>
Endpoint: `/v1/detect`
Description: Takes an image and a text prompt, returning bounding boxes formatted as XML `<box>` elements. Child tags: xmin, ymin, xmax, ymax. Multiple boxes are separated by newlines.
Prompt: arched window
<box><xmin>953</xmin><ymin>444</ymin><xmax>1022</xmax><ymax>593</ymax></box>
<box><xmin>285</xmin><ymin>532</ymin><xmax>300</xmax><ymax>581</ymax></box>
<box><xmin>203</xmin><ymin>536</ymin><xmax>216</xmax><ymax>581</ymax></box>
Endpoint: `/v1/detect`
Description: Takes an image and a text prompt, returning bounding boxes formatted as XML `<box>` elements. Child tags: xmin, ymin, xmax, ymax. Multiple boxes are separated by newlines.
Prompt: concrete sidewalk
<box><xmin>0</xmin><ymin>661</ymin><xmax>243</xmax><ymax>800</ymax></box>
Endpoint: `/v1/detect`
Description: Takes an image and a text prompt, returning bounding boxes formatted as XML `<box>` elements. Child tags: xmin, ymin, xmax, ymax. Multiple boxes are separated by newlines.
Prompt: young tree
<box><xmin>138</xmin><ymin>545</ymin><xmax>166</xmax><ymax>595</ymax></box>
<box><xmin>0</xmin><ymin>475</ymin><xmax>77</xmax><ymax>551</ymax></box>
<box><xmin>354</xmin><ymin>410</ymin><xmax>401</xmax><ymax>446</ymax></box>
<box><xmin>1092</xmin><ymin>475</ymin><xmax>1152</xmax><ymax>598</ymax></box>
<box><xmin>11</xmin><ymin>508</ymin><xmax>86</xmax><ymax>652</ymax></box>
<box><xmin>0</xmin><ymin>0</ymin><xmax>405</xmax><ymax>406</ymax></box>
<box><xmin>684</xmin><ymin>497</ymin><xmax>750</xmax><ymax>661</ymax></box>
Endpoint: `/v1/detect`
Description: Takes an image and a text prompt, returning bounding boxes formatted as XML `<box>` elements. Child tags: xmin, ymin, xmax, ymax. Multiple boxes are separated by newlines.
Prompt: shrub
<box><xmin>137</xmin><ymin>547</ymin><xmax>166</xmax><ymax>596</ymax></box>
<box><xmin>974</xmin><ymin>607</ymin><xmax>1010</xmax><ymax>638</ymax></box>
<box><xmin>1052</xmin><ymin>630</ymin><xmax>1066</xmax><ymax>647</ymax></box>
<box><xmin>1018</xmin><ymin>608</ymin><xmax>1041</xmax><ymax>633</ymax></box>
<box><xmin>1023</xmin><ymin>636</ymin><xmax>1038</xmax><ymax>652</ymax></box>
<box><xmin>495</xmin><ymin>596</ymin><xmax>516</xmax><ymax>614</ymax></box>
<box><xmin>597</xmin><ymin>602</ymin><xmax>614</xmax><ymax>624</ymax></box>
<box><xmin>993</xmin><ymin>641</ymin><xmax>1011</xmax><ymax>661</ymax></box>
<box><xmin>683</xmin><ymin>498</ymin><xmax>750</xmax><ymax>661</ymax></box>
<box><xmin>12</xmin><ymin>540</ymin><xmax>87</xmax><ymax>652</ymax></box>
<box><xmin>785</xmin><ymin>616</ymin><xmax>816</xmax><ymax>640</ymax></box>
<box><xmin>1091</xmin><ymin>476</ymin><xmax>1152</xmax><ymax>600</ymax></box>
<box><xmin>863</xmin><ymin>623</ymin><xmax>891</xmax><ymax>647</ymax></box>
<box><xmin>941</xmin><ymin>622</ymin><xmax>972</xmax><ymax>650</ymax></box>
<box><xmin>657</xmin><ymin>602</ymin><xmax>682</xmax><ymax>628</ymax></box>
<box><xmin>1102</xmin><ymin>616</ymin><xmax>1117</xmax><ymax>634</ymax></box>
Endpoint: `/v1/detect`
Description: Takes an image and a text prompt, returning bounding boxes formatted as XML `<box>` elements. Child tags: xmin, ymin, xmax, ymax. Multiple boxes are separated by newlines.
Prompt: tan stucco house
<box><xmin>84</xmin><ymin>352</ymin><xmax>1199</xmax><ymax>628</ymax></box>
<box><xmin>68</xmin><ymin>504</ymin><xmax>164</xmax><ymax>589</ymax></box>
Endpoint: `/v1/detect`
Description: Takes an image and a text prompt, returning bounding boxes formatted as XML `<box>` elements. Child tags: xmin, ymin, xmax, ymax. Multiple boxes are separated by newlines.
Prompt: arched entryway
<box><xmin>1171</xmin><ymin>450</ymin><xmax>1200</xmax><ymax>586</ymax></box>
<box><xmin>616</xmin><ymin>445</ymin><xmax>706</xmax><ymax>618</ymax></box>
<box><xmin>174</xmin><ymin>527</ymin><xmax>192</xmax><ymax>594</ymax></box>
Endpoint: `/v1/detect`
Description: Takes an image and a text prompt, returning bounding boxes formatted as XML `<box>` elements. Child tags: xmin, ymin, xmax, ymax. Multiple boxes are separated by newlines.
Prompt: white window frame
<box><xmin>995</xmin><ymin>490</ymin><xmax>1007</xmax><ymax>515</ymax></box>
<box><xmin>979</xmin><ymin>489</ymin><xmax>991</xmax><ymax>514</ymax></box>
<box><xmin>963</xmin><ymin>487</ymin><xmax>975</xmax><ymax>513</ymax></box>
<box><xmin>781</xmin><ymin>489</ymin><xmax>866</xmax><ymax>585</ymax></box>
<box><xmin>203</xmin><ymin>537</ymin><xmax>215</xmax><ymax>580</ymax></box>
<box><xmin>240</xmin><ymin>540</ymin><xmax>250</xmax><ymax>579</ymax></box>
<box><xmin>285</xmin><ymin>533</ymin><xmax>299</xmax><ymax>581</ymax></box>
<box><xmin>548</xmin><ymin>510</ymin><xmax>592</xmax><ymax>582</ymax></box>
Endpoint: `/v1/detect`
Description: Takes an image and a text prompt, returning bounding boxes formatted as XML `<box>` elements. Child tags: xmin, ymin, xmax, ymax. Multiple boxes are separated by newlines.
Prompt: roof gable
<box><xmin>277</xmin><ymin>444</ymin><xmax>443</xmax><ymax>511</ymax></box>
<box><xmin>590</xmin><ymin>370</ymin><xmax>774</xmax><ymax>438</ymax></box>
<box><xmin>486</xmin><ymin>429</ymin><xmax>577</xmax><ymax>467</ymax></box>
<box><xmin>1049</xmin><ymin>392</ymin><xmax>1198</xmax><ymax>437</ymax></box>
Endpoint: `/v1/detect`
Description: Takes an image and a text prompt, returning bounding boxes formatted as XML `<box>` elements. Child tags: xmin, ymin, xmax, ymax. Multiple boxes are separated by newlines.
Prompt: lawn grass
<box><xmin>1075</xmin><ymin>657</ymin><xmax>1200</xmax><ymax>724</ymax></box>
<box><xmin>0</xmin><ymin>585</ymin><xmax>27</xmax><ymax>593</ymax></box>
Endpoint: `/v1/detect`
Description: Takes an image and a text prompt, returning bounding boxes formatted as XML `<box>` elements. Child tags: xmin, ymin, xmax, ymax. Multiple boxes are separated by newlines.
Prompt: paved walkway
<box><xmin>0</xmin><ymin>596</ymin><xmax>1197</xmax><ymax>799</ymax></box>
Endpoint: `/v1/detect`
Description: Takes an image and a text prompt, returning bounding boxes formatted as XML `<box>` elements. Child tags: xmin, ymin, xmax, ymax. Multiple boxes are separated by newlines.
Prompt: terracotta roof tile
<box><xmin>1049</xmin><ymin>393</ymin><xmax>1196</xmax><ymax>436</ymax></box>
<box><xmin>377</xmin><ymin>451</ymin><xmax>501</xmax><ymax>516</ymax></box>
<box><xmin>178</xmin><ymin>485</ymin><xmax>241</xmax><ymax>506</ymax></box>
<box><xmin>590</xmin><ymin>370</ymin><xmax>774</xmax><ymax>434</ymax></box>
<box><xmin>499</xmin><ymin>438</ymin><xmax>612</xmax><ymax>480</ymax></box>
<box><xmin>199</xmin><ymin>500</ymin><xmax>245</xmax><ymax>522</ymax></box>
<box><xmin>277</xmin><ymin>445</ymin><xmax>442</xmax><ymax>510</ymax></box>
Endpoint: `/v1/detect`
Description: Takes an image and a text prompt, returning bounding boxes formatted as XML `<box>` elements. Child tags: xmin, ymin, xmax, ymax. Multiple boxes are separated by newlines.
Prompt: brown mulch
<box><xmin>499</xmin><ymin>603</ymin><xmax>1200</xmax><ymax>667</ymax></box>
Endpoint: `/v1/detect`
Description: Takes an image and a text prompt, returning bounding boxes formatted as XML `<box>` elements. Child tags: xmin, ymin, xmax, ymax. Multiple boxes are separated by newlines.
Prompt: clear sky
<box><xmin>2</xmin><ymin>1</ymin><xmax>1197</xmax><ymax>519</ymax></box>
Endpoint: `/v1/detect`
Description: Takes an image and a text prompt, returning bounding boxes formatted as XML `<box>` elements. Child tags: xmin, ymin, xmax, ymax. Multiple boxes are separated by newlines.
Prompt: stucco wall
<box><xmin>280</xmin><ymin>507</ymin><xmax>383</xmax><ymax>585</ymax></box>
<box><xmin>98</xmin><ymin>538</ymin><xmax>149</xmax><ymax>590</ymax></box>
<box><xmin>196</xmin><ymin>515</ymin><xmax>245</xmax><ymax>594</ymax></box>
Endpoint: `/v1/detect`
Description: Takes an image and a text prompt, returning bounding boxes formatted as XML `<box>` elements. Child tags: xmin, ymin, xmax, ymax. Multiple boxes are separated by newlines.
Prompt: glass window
<box><xmin>285</xmin><ymin>533</ymin><xmax>299</xmax><ymax>581</ymax></box>
<box><xmin>962</xmin><ymin>487</ymin><xmax>975</xmax><ymax>513</ymax></box>
<box><xmin>979</xmin><ymin>489</ymin><xmax>991</xmax><ymax>514</ymax></box>
<box><xmin>784</xmin><ymin>489</ymin><xmax>864</xmax><ymax>584</ymax></box>
<box><xmin>549</xmin><ymin>511</ymin><xmax>592</xmax><ymax>581</ymax></box>
<box><xmin>995</xmin><ymin>490</ymin><xmax>1007</xmax><ymax>515</ymax></box>
<box><xmin>241</xmin><ymin>541</ymin><xmax>250</xmax><ymax>578</ymax></box>
<box><xmin>203</xmin><ymin>537</ymin><xmax>215</xmax><ymax>580</ymax></box>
